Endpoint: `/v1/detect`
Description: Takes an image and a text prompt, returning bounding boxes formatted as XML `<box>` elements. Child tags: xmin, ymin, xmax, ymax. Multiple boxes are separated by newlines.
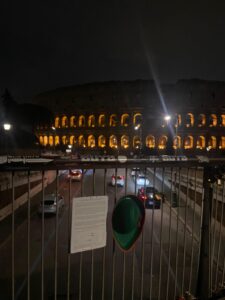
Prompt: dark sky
<box><xmin>1</xmin><ymin>1</ymin><xmax>225</xmax><ymax>102</ymax></box>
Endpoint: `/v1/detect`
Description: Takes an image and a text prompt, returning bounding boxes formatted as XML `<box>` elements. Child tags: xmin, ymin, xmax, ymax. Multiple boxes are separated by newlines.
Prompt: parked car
<box><xmin>67</xmin><ymin>169</ymin><xmax>82</xmax><ymax>181</ymax></box>
<box><xmin>38</xmin><ymin>193</ymin><xmax>65</xmax><ymax>215</ymax></box>
<box><xmin>137</xmin><ymin>187</ymin><xmax>163</xmax><ymax>209</ymax></box>
<box><xmin>111</xmin><ymin>175</ymin><xmax>125</xmax><ymax>187</ymax></box>
<box><xmin>136</xmin><ymin>174</ymin><xmax>150</xmax><ymax>186</ymax></box>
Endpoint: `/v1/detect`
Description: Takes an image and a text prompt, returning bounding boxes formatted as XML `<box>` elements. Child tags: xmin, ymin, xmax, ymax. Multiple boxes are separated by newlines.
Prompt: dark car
<box><xmin>137</xmin><ymin>186</ymin><xmax>164</xmax><ymax>209</ymax></box>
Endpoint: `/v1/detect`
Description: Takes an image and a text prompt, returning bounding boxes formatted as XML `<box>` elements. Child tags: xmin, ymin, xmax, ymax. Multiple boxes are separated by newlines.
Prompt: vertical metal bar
<box><xmin>112</xmin><ymin>168</ymin><xmax>117</xmax><ymax>300</ymax></box>
<box><xmin>188</xmin><ymin>167</ymin><xmax>197</xmax><ymax>293</ymax></box>
<box><xmin>212</xmin><ymin>183</ymin><xmax>219</xmax><ymax>290</ymax></box>
<box><xmin>181</xmin><ymin>168</ymin><xmax>189</xmax><ymax>295</ymax></box>
<box><xmin>67</xmin><ymin>171</ymin><xmax>72</xmax><ymax>300</ymax></box>
<box><xmin>149</xmin><ymin>167</ymin><xmax>155</xmax><ymax>300</ymax></box>
<box><xmin>79</xmin><ymin>168</ymin><xmax>84</xmax><ymax>300</ymax></box>
<box><xmin>12</xmin><ymin>171</ymin><xmax>15</xmax><ymax>300</ymax></box>
<box><xmin>166</xmin><ymin>168</ymin><xmax>173</xmax><ymax>300</ymax></box>
<box><xmin>54</xmin><ymin>170</ymin><xmax>59</xmax><ymax>300</ymax></box>
<box><xmin>215</xmin><ymin>181</ymin><xmax>225</xmax><ymax>288</ymax></box>
<box><xmin>91</xmin><ymin>168</ymin><xmax>95</xmax><ymax>300</ymax></box>
<box><xmin>158</xmin><ymin>167</ymin><xmax>165</xmax><ymax>300</ymax></box>
<box><xmin>101</xmin><ymin>168</ymin><xmax>107</xmax><ymax>300</ymax></box>
<box><xmin>27</xmin><ymin>171</ymin><xmax>31</xmax><ymax>300</ymax></box>
<box><xmin>41</xmin><ymin>171</ymin><xmax>45</xmax><ymax>300</ymax></box>
<box><xmin>174</xmin><ymin>167</ymin><xmax>181</xmax><ymax>299</ymax></box>
<box><xmin>122</xmin><ymin>168</ymin><xmax>128</xmax><ymax>300</ymax></box>
<box><xmin>196</xmin><ymin>166</ymin><xmax>212</xmax><ymax>299</ymax></box>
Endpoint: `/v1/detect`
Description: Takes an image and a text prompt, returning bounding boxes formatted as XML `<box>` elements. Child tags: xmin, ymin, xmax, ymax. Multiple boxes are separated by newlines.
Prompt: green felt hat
<box><xmin>112</xmin><ymin>195</ymin><xmax>145</xmax><ymax>252</ymax></box>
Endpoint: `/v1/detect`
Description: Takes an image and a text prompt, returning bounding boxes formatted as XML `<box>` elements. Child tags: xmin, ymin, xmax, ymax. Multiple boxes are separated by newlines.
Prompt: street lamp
<box><xmin>3</xmin><ymin>123</ymin><xmax>12</xmax><ymax>156</ymax></box>
<box><xmin>164</xmin><ymin>114</ymin><xmax>179</xmax><ymax>157</ymax></box>
<box><xmin>134</xmin><ymin>124</ymin><xmax>142</xmax><ymax>155</ymax></box>
<box><xmin>3</xmin><ymin>123</ymin><xmax>11</xmax><ymax>131</ymax></box>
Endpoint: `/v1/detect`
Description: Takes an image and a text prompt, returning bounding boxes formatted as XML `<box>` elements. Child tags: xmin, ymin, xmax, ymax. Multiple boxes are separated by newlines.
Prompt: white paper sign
<box><xmin>70</xmin><ymin>195</ymin><xmax>108</xmax><ymax>253</ymax></box>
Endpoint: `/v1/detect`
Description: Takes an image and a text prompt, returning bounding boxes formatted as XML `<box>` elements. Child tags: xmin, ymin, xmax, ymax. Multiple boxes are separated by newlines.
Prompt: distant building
<box><xmin>34</xmin><ymin>79</ymin><xmax>225</xmax><ymax>156</ymax></box>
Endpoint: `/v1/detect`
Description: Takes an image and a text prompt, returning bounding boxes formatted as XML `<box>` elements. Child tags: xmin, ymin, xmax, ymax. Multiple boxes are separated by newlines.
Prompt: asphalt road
<box><xmin>0</xmin><ymin>168</ymin><xmax>224</xmax><ymax>299</ymax></box>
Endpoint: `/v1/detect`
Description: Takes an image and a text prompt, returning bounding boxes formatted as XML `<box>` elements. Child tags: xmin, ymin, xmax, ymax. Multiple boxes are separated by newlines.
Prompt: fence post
<box><xmin>196</xmin><ymin>165</ymin><xmax>213</xmax><ymax>299</ymax></box>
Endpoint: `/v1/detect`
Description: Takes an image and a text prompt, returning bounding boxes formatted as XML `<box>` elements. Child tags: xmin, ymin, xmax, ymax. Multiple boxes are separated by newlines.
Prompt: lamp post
<box><xmin>3</xmin><ymin>123</ymin><xmax>12</xmax><ymax>156</ymax></box>
<box><xmin>135</xmin><ymin>124</ymin><xmax>142</xmax><ymax>156</ymax></box>
<box><xmin>52</xmin><ymin>126</ymin><xmax>56</xmax><ymax>152</ymax></box>
<box><xmin>164</xmin><ymin>115</ymin><xmax>178</xmax><ymax>156</ymax></box>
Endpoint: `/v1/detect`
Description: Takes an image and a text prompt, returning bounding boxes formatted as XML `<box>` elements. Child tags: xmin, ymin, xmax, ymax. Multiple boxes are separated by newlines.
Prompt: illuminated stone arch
<box><xmin>109</xmin><ymin>135</ymin><xmax>118</xmax><ymax>148</ymax></box>
<box><xmin>39</xmin><ymin>136</ymin><xmax>43</xmax><ymax>145</ymax></box>
<box><xmin>184</xmin><ymin>136</ymin><xmax>194</xmax><ymax>149</ymax></box>
<box><xmin>88</xmin><ymin>135</ymin><xmax>96</xmax><ymax>148</ymax></box>
<box><xmin>196</xmin><ymin>136</ymin><xmax>206</xmax><ymax>149</ymax></box>
<box><xmin>62</xmin><ymin>116</ymin><xmax>68</xmax><ymax>128</ymax></box>
<box><xmin>220</xmin><ymin>114</ymin><xmax>225</xmax><ymax>127</ymax></box>
<box><xmin>109</xmin><ymin>114</ymin><xmax>118</xmax><ymax>127</ymax></box>
<box><xmin>62</xmin><ymin>136</ymin><xmax>68</xmax><ymax>145</ymax></box>
<box><xmin>98</xmin><ymin>135</ymin><xmax>106</xmax><ymax>148</ymax></box>
<box><xmin>70</xmin><ymin>136</ymin><xmax>76</xmax><ymax>145</ymax></box>
<box><xmin>208</xmin><ymin>136</ymin><xmax>217</xmax><ymax>149</ymax></box>
<box><xmin>48</xmin><ymin>136</ymin><xmax>54</xmax><ymax>146</ymax></box>
<box><xmin>209</xmin><ymin>114</ymin><xmax>217</xmax><ymax>127</ymax></box>
<box><xmin>121</xmin><ymin>114</ymin><xmax>130</xmax><ymax>127</ymax></box>
<box><xmin>78</xmin><ymin>115</ymin><xmax>85</xmax><ymax>127</ymax></box>
<box><xmin>43</xmin><ymin>136</ymin><xmax>48</xmax><ymax>146</ymax></box>
<box><xmin>219</xmin><ymin>136</ymin><xmax>225</xmax><ymax>149</ymax></box>
<box><xmin>55</xmin><ymin>117</ymin><xmax>60</xmax><ymax>128</ymax></box>
<box><xmin>198</xmin><ymin>114</ymin><xmax>206</xmax><ymax>127</ymax></box>
<box><xmin>173</xmin><ymin>136</ymin><xmax>182</xmax><ymax>149</ymax></box>
<box><xmin>121</xmin><ymin>135</ymin><xmax>129</xmax><ymax>149</ymax></box>
<box><xmin>98</xmin><ymin>114</ymin><xmax>105</xmax><ymax>127</ymax></box>
<box><xmin>133</xmin><ymin>136</ymin><xmax>141</xmax><ymax>149</ymax></box>
<box><xmin>70</xmin><ymin>116</ymin><xmax>76</xmax><ymax>127</ymax></box>
<box><xmin>158</xmin><ymin>135</ymin><xmax>168</xmax><ymax>150</ymax></box>
<box><xmin>88</xmin><ymin>115</ymin><xmax>95</xmax><ymax>127</ymax></box>
<box><xmin>55</xmin><ymin>136</ymin><xmax>60</xmax><ymax>145</ymax></box>
<box><xmin>186</xmin><ymin>113</ymin><xmax>194</xmax><ymax>127</ymax></box>
<box><xmin>78</xmin><ymin>135</ymin><xmax>86</xmax><ymax>147</ymax></box>
<box><xmin>133</xmin><ymin>113</ymin><xmax>142</xmax><ymax>127</ymax></box>
<box><xmin>146</xmin><ymin>135</ymin><xmax>155</xmax><ymax>148</ymax></box>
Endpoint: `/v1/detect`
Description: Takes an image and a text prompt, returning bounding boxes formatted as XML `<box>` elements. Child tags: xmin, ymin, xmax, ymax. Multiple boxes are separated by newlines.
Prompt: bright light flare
<box><xmin>3</xmin><ymin>123</ymin><xmax>11</xmax><ymax>131</ymax></box>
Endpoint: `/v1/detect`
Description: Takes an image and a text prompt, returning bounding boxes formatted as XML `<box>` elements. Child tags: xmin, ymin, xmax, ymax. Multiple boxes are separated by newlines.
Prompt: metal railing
<box><xmin>0</xmin><ymin>158</ymin><xmax>225</xmax><ymax>300</ymax></box>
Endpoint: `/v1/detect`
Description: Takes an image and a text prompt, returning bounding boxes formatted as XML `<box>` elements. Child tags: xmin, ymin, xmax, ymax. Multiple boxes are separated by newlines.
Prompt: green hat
<box><xmin>112</xmin><ymin>195</ymin><xmax>145</xmax><ymax>252</ymax></box>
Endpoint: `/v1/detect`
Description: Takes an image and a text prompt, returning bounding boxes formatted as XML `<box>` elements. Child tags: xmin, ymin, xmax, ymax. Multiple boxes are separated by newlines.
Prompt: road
<box><xmin>0</xmin><ymin>167</ymin><xmax>224</xmax><ymax>299</ymax></box>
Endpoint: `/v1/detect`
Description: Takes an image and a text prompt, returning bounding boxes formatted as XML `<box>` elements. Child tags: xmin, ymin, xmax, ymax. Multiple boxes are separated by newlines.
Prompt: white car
<box><xmin>38</xmin><ymin>194</ymin><xmax>65</xmax><ymax>215</ymax></box>
<box><xmin>111</xmin><ymin>175</ymin><xmax>125</xmax><ymax>187</ymax></box>
<box><xmin>136</xmin><ymin>175</ymin><xmax>150</xmax><ymax>186</ymax></box>
<box><xmin>131</xmin><ymin>168</ymin><xmax>140</xmax><ymax>177</ymax></box>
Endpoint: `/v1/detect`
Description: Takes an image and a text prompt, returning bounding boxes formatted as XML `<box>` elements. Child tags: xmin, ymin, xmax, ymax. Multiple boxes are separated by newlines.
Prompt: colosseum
<box><xmin>34</xmin><ymin>79</ymin><xmax>225</xmax><ymax>156</ymax></box>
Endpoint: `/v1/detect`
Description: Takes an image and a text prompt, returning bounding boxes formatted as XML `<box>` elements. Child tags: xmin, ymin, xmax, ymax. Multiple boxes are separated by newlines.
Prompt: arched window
<box><xmin>184</xmin><ymin>136</ymin><xmax>194</xmax><ymax>149</ymax></box>
<box><xmin>55</xmin><ymin>136</ymin><xmax>60</xmax><ymax>145</ymax></box>
<box><xmin>133</xmin><ymin>136</ymin><xmax>141</xmax><ymax>149</ymax></box>
<box><xmin>196</xmin><ymin>136</ymin><xmax>206</xmax><ymax>149</ymax></box>
<box><xmin>70</xmin><ymin>116</ymin><xmax>76</xmax><ymax>127</ymax></box>
<box><xmin>219</xmin><ymin>136</ymin><xmax>225</xmax><ymax>149</ymax></box>
<box><xmin>220</xmin><ymin>114</ymin><xmax>225</xmax><ymax>127</ymax></box>
<box><xmin>62</xmin><ymin>136</ymin><xmax>68</xmax><ymax>145</ymax></box>
<box><xmin>70</xmin><ymin>136</ymin><xmax>76</xmax><ymax>145</ymax></box>
<box><xmin>109</xmin><ymin>114</ymin><xmax>117</xmax><ymax>127</ymax></box>
<box><xmin>55</xmin><ymin>117</ymin><xmax>60</xmax><ymax>128</ymax></box>
<box><xmin>62</xmin><ymin>116</ymin><xmax>68</xmax><ymax>128</ymax></box>
<box><xmin>209</xmin><ymin>114</ymin><xmax>217</xmax><ymax>127</ymax></box>
<box><xmin>39</xmin><ymin>136</ymin><xmax>43</xmax><ymax>145</ymax></box>
<box><xmin>49</xmin><ymin>136</ymin><xmax>54</xmax><ymax>146</ymax></box>
<box><xmin>98</xmin><ymin>114</ymin><xmax>106</xmax><ymax>127</ymax></box>
<box><xmin>43</xmin><ymin>136</ymin><xmax>48</xmax><ymax>146</ymax></box>
<box><xmin>88</xmin><ymin>115</ymin><xmax>95</xmax><ymax>127</ymax></box>
<box><xmin>88</xmin><ymin>135</ymin><xmax>96</xmax><ymax>148</ymax></box>
<box><xmin>78</xmin><ymin>115</ymin><xmax>85</xmax><ymax>127</ymax></box>
<box><xmin>109</xmin><ymin>135</ymin><xmax>118</xmax><ymax>148</ymax></box>
<box><xmin>121</xmin><ymin>135</ymin><xmax>129</xmax><ymax>149</ymax></box>
<box><xmin>208</xmin><ymin>136</ymin><xmax>217</xmax><ymax>149</ymax></box>
<box><xmin>133</xmin><ymin>113</ymin><xmax>142</xmax><ymax>127</ymax></box>
<box><xmin>158</xmin><ymin>136</ymin><xmax>168</xmax><ymax>150</ymax></box>
<box><xmin>186</xmin><ymin>113</ymin><xmax>194</xmax><ymax>127</ymax></box>
<box><xmin>198</xmin><ymin>114</ymin><xmax>206</xmax><ymax>127</ymax></box>
<box><xmin>98</xmin><ymin>135</ymin><xmax>106</xmax><ymax>148</ymax></box>
<box><xmin>78</xmin><ymin>135</ymin><xmax>86</xmax><ymax>147</ymax></box>
<box><xmin>146</xmin><ymin>135</ymin><xmax>155</xmax><ymax>148</ymax></box>
<box><xmin>173</xmin><ymin>136</ymin><xmax>182</xmax><ymax>149</ymax></box>
<box><xmin>121</xmin><ymin>114</ymin><xmax>130</xmax><ymax>127</ymax></box>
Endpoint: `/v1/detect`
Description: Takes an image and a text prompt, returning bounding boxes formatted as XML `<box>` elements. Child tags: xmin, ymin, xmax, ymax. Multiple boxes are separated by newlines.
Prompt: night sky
<box><xmin>1</xmin><ymin>1</ymin><xmax>225</xmax><ymax>102</ymax></box>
